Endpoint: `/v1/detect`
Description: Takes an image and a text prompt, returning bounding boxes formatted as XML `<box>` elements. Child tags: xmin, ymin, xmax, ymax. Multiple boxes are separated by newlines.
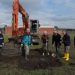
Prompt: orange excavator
<box><xmin>12</xmin><ymin>0</ymin><xmax>29</xmax><ymax>37</ymax></box>
<box><xmin>11</xmin><ymin>0</ymin><xmax>40</xmax><ymax>45</ymax></box>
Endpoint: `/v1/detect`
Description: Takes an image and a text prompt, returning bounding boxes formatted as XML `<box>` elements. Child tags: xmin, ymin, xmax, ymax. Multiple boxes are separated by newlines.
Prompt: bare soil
<box><xmin>0</xmin><ymin>42</ymin><xmax>62</xmax><ymax>70</ymax></box>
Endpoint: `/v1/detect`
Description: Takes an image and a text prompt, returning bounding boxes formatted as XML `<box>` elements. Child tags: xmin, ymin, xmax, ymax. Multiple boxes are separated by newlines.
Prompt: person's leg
<box><xmin>63</xmin><ymin>45</ymin><xmax>67</xmax><ymax>59</ymax></box>
<box><xmin>45</xmin><ymin>42</ymin><xmax>48</xmax><ymax>51</ymax></box>
<box><xmin>0</xmin><ymin>44</ymin><xmax>3</xmax><ymax>55</ymax></box>
<box><xmin>55</xmin><ymin>44</ymin><xmax>58</xmax><ymax>54</ymax></box>
<box><xmin>65</xmin><ymin>46</ymin><xmax>70</xmax><ymax>61</ymax></box>
<box><xmin>64</xmin><ymin>45</ymin><xmax>66</xmax><ymax>53</ymax></box>
<box><xmin>46</xmin><ymin>42</ymin><xmax>49</xmax><ymax>55</ymax></box>
<box><xmin>0</xmin><ymin>47</ymin><xmax>2</xmax><ymax>55</ymax></box>
<box><xmin>57</xmin><ymin>44</ymin><xmax>62</xmax><ymax>57</ymax></box>
<box><xmin>55</xmin><ymin>44</ymin><xmax>59</xmax><ymax>58</ymax></box>
<box><xmin>42</xmin><ymin>43</ymin><xmax>45</xmax><ymax>56</ymax></box>
<box><xmin>22</xmin><ymin>45</ymin><xmax>25</xmax><ymax>57</ymax></box>
<box><xmin>55</xmin><ymin>43</ymin><xmax>61</xmax><ymax>57</ymax></box>
<box><xmin>25</xmin><ymin>45</ymin><xmax>30</xmax><ymax>60</ymax></box>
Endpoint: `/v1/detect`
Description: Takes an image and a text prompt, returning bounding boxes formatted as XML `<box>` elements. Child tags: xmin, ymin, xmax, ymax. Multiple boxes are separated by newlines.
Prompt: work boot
<box><xmin>65</xmin><ymin>52</ymin><xmax>69</xmax><ymax>61</ymax></box>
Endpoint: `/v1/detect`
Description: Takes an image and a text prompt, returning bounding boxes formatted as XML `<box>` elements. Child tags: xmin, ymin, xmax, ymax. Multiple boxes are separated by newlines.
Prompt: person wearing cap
<box><xmin>52</xmin><ymin>30</ymin><xmax>61</xmax><ymax>55</ymax></box>
<box><xmin>41</xmin><ymin>31</ymin><xmax>49</xmax><ymax>56</ymax></box>
<box><xmin>62</xmin><ymin>31</ymin><xmax>71</xmax><ymax>61</ymax></box>
<box><xmin>21</xmin><ymin>28</ymin><xmax>32</xmax><ymax>60</ymax></box>
<box><xmin>0</xmin><ymin>31</ymin><xmax>4</xmax><ymax>55</ymax></box>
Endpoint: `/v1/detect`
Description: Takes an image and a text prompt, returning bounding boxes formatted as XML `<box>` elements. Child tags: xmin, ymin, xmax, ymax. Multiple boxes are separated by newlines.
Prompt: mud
<box><xmin>0</xmin><ymin>42</ymin><xmax>62</xmax><ymax>70</ymax></box>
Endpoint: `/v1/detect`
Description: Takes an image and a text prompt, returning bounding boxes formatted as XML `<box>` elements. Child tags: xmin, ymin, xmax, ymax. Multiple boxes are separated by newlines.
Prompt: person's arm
<box><xmin>59</xmin><ymin>34</ymin><xmax>62</xmax><ymax>45</ymax></box>
<box><xmin>1</xmin><ymin>34</ymin><xmax>4</xmax><ymax>46</ymax></box>
<box><xmin>21</xmin><ymin>35</ymin><xmax>24</xmax><ymax>47</ymax></box>
<box><xmin>52</xmin><ymin>35</ymin><xmax>54</xmax><ymax>45</ymax></box>
<box><xmin>60</xmin><ymin>35</ymin><xmax>62</xmax><ymax>41</ymax></box>
<box><xmin>29</xmin><ymin>35</ymin><xmax>32</xmax><ymax>45</ymax></box>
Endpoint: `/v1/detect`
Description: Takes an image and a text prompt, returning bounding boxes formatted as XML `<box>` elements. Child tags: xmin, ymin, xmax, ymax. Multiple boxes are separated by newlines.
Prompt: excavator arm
<box><xmin>19</xmin><ymin>3</ymin><xmax>29</xmax><ymax>31</ymax></box>
<box><xmin>12</xmin><ymin>0</ymin><xmax>19</xmax><ymax>36</ymax></box>
<box><xmin>12</xmin><ymin>0</ymin><xmax>29</xmax><ymax>36</ymax></box>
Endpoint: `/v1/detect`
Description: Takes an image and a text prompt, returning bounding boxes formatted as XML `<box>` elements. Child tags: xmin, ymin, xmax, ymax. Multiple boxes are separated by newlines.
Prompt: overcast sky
<box><xmin>0</xmin><ymin>0</ymin><xmax>75</xmax><ymax>29</ymax></box>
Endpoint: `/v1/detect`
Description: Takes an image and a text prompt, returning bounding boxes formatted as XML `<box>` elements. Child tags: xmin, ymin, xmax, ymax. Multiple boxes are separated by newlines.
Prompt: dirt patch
<box><xmin>0</xmin><ymin>43</ymin><xmax>62</xmax><ymax>70</ymax></box>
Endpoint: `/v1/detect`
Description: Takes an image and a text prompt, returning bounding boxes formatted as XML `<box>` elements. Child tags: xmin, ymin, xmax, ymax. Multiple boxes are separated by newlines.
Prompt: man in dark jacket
<box><xmin>52</xmin><ymin>30</ymin><xmax>61</xmax><ymax>54</ymax></box>
<box><xmin>74</xmin><ymin>36</ymin><xmax>75</xmax><ymax>48</ymax></box>
<box><xmin>62</xmin><ymin>31</ymin><xmax>70</xmax><ymax>61</ymax></box>
<box><xmin>0</xmin><ymin>31</ymin><xmax>4</xmax><ymax>48</ymax></box>
<box><xmin>0</xmin><ymin>31</ymin><xmax>4</xmax><ymax>55</ymax></box>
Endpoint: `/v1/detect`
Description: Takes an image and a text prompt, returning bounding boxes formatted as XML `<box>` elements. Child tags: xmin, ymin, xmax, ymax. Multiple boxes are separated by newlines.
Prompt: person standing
<box><xmin>41</xmin><ymin>31</ymin><xmax>49</xmax><ymax>56</ymax></box>
<box><xmin>21</xmin><ymin>28</ymin><xmax>32</xmax><ymax>60</ymax></box>
<box><xmin>52</xmin><ymin>30</ymin><xmax>61</xmax><ymax>55</ymax></box>
<box><xmin>62</xmin><ymin>31</ymin><xmax>71</xmax><ymax>61</ymax></box>
<box><xmin>0</xmin><ymin>31</ymin><xmax>4</xmax><ymax>55</ymax></box>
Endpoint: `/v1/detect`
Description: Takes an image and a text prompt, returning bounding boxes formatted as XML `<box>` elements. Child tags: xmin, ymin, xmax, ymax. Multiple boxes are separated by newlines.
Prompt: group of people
<box><xmin>0</xmin><ymin>29</ymin><xmax>75</xmax><ymax>61</ymax></box>
<box><xmin>41</xmin><ymin>30</ymin><xmax>71</xmax><ymax>61</ymax></box>
<box><xmin>20</xmin><ymin>28</ymin><xmax>71</xmax><ymax>61</ymax></box>
<box><xmin>52</xmin><ymin>30</ymin><xmax>71</xmax><ymax>61</ymax></box>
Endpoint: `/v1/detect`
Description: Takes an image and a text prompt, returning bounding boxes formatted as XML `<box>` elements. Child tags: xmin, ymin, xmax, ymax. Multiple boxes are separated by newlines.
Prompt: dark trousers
<box><xmin>55</xmin><ymin>43</ymin><xmax>60</xmax><ymax>54</ymax></box>
<box><xmin>21</xmin><ymin>45</ymin><xmax>25</xmax><ymax>57</ymax></box>
<box><xmin>64</xmin><ymin>45</ymin><xmax>70</xmax><ymax>53</ymax></box>
<box><xmin>42</xmin><ymin>42</ymin><xmax>48</xmax><ymax>54</ymax></box>
<box><xmin>0</xmin><ymin>47</ymin><xmax>3</xmax><ymax>55</ymax></box>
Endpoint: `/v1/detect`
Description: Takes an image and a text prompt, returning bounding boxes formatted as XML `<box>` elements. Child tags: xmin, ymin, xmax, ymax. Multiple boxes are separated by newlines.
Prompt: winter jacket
<box><xmin>21</xmin><ymin>34</ymin><xmax>32</xmax><ymax>46</ymax></box>
<box><xmin>62</xmin><ymin>33</ymin><xmax>70</xmax><ymax>46</ymax></box>
<box><xmin>0</xmin><ymin>34</ymin><xmax>4</xmax><ymax>45</ymax></box>
<box><xmin>41</xmin><ymin>34</ymin><xmax>49</xmax><ymax>43</ymax></box>
<box><xmin>52</xmin><ymin>33</ymin><xmax>61</xmax><ymax>46</ymax></box>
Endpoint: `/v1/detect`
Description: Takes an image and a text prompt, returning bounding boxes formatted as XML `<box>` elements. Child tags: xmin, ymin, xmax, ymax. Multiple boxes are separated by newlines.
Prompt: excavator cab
<box><xmin>30</xmin><ymin>20</ymin><xmax>40</xmax><ymax>33</ymax></box>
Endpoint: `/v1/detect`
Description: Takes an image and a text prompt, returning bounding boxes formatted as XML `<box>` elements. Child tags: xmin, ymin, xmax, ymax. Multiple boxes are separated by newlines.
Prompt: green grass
<box><xmin>0</xmin><ymin>63</ymin><xmax>75</xmax><ymax>75</ymax></box>
<box><xmin>4</xmin><ymin>34</ymin><xmax>9</xmax><ymax>43</ymax></box>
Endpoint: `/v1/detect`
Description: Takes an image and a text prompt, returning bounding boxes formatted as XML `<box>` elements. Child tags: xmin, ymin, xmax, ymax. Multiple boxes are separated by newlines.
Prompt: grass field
<box><xmin>0</xmin><ymin>31</ymin><xmax>75</xmax><ymax>75</ymax></box>
<box><xmin>4</xmin><ymin>34</ymin><xmax>9</xmax><ymax>43</ymax></box>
